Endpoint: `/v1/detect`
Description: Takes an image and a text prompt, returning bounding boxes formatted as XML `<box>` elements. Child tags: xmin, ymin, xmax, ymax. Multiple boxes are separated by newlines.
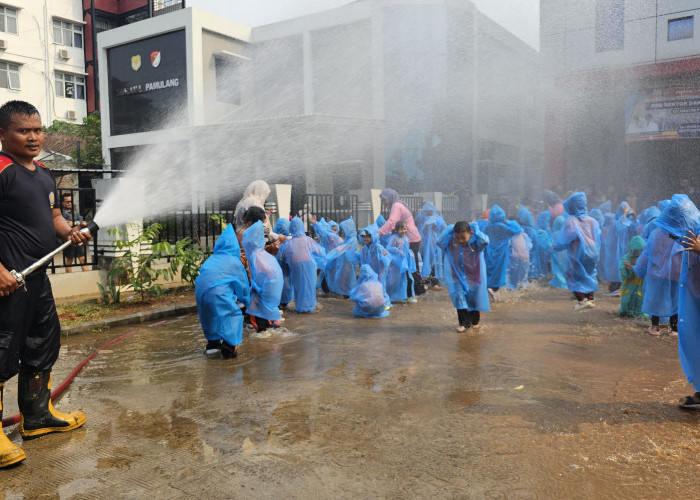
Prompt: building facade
<box><xmin>82</xmin><ymin>0</ymin><xmax>185</xmax><ymax>113</ymax></box>
<box><xmin>541</xmin><ymin>0</ymin><xmax>700</xmax><ymax>207</ymax></box>
<box><xmin>0</xmin><ymin>1</ymin><xmax>86</xmax><ymax>125</ymax></box>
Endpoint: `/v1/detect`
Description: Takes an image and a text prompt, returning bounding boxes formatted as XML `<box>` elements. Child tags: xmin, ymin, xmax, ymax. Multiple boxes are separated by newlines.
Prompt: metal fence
<box><xmin>381</xmin><ymin>195</ymin><xmax>424</xmax><ymax>219</ymax></box>
<box><xmin>48</xmin><ymin>187</ymin><xmax>99</xmax><ymax>274</ymax></box>
<box><xmin>441</xmin><ymin>195</ymin><xmax>459</xmax><ymax>224</ymax></box>
<box><xmin>146</xmin><ymin>208</ymin><xmax>236</xmax><ymax>255</ymax></box>
<box><xmin>304</xmin><ymin>194</ymin><xmax>358</xmax><ymax>233</ymax></box>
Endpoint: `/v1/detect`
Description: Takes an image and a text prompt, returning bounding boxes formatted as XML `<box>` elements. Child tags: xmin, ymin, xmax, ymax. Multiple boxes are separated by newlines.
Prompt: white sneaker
<box><xmin>574</xmin><ymin>299</ymin><xmax>594</xmax><ymax>311</ymax></box>
<box><xmin>488</xmin><ymin>288</ymin><xmax>496</xmax><ymax>301</ymax></box>
<box><xmin>407</xmin><ymin>296</ymin><xmax>418</xmax><ymax>304</ymax></box>
<box><xmin>588</xmin><ymin>300</ymin><xmax>596</xmax><ymax>308</ymax></box>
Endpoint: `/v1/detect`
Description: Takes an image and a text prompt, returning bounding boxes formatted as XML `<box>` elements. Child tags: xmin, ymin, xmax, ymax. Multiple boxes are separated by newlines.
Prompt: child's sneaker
<box><xmin>574</xmin><ymin>299</ymin><xmax>593</xmax><ymax>311</ymax></box>
<box><xmin>220</xmin><ymin>342</ymin><xmax>238</xmax><ymax>359</ymax></box>
<box><xmin>407</xmin><ymin>296</ymin><xmax>418</xmax><ymax>304</ymax></box>
<box><xmin>609</xmin><ymin>289</ymin><xmax>620</xmax><ymax>297</ymax></box>
<box><xmin>204</xmin><ymin>340</ymin><xmax>221</xmax><ymax>357</ymax></box>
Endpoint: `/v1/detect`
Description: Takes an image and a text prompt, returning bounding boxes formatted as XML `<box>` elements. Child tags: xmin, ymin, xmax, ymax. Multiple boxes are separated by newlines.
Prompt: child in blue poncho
<box><xmin>325</xmin><ymin>218</ymin><xmax>358</xmax><ymax>297</ymax></box>
<box><xmin>517</xmin><ymin>206</ymin><xmax>539</xmax><ymax>279</ymax></box>
<box><xmin>484</xmin><ymin>205</ymin><xmax>523</xmax><ymax>298</ymax></box>
<box><xmin>534</xmin><ymin>210</ymin><xmax>552</xmax><ymax>280</ymax></box>
<box><xmin>652</xmin><ymin>195</ymin><xmax>700</xmax><ymax>409</ymax></box>
<box><xmin>507</xmin><ymin>231</ymin><xmax>531</xmax><ymax>290</ymax></box>
<box><xmin>357</xmin><ymin>223</ymin><xmax>391</xmax><ymax>292</ymax></box>
<box><xmin>242</xmin><ymin>221</ymin><xmax>284</xmax><ymax>332</ymax></box>
<box><xmin>195</xmin><ymin>224</ymin><xmax>250</xmax><ymax>359</ymax></box>
<box><xmin>277</xmin><ymin>218</ymin><xmax>326</xmax><ymax>313</ymax></box>
<box><xmin>418</xmin><ymin>201</ymin><xmax>446</xmax><ymax>288</ymax></box>
<box><xmin>552</xmin><ymin>192</ymin><xmax>601</xmax><ymax>311</ymax></box>
<box><xmin>438</xmin><ymin>221</ymin><xmax>490</xmax><ymax>332</ymax></box>
<box><xmin>386</xmin><ymin>221</ymin><xmax>417</xmax><ymax>303</ymax></box>
<box><xmin>350</xmin><ymin>265</ymin><xmax>391</xmax><ymax>318</ymax></box>
<box><xmin>273</xmin><ymin>218</ymin><xmax>294</xmax><ymax>309</ymax></box>
<box><xmin>549</xmin><ymin>215</ymin><xmax>568</xmax><ymax>289</ymax></box>
<box><xmin>634</xmin><ymin>210</ymin><xmax>683</xmax><ymax>336</ymax></box>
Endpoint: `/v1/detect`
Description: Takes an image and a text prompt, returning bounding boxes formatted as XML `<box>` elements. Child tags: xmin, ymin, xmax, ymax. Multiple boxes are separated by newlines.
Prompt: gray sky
<box><xmin>187</xmin><ymin>0</ymin><xmax>540</xmax><ymax>49</ymax></box>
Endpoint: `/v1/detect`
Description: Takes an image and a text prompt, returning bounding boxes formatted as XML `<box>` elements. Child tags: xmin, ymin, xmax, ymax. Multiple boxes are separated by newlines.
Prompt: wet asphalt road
<box><xmin>1</xmin><ymin>286</ymin><xmax>699</xmax><ymax>499</ymax></box>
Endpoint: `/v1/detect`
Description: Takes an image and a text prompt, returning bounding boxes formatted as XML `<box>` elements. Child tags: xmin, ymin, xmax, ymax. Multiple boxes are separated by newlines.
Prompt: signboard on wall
<box><xmin>107</xmin><ymin>30</ymin><xmax>187</xmax><ymax>136</ymax></box>
<box><xmin>626</xmin><ymin>87</ymin><xmax>700</xmax><ymax>141</ymax></box>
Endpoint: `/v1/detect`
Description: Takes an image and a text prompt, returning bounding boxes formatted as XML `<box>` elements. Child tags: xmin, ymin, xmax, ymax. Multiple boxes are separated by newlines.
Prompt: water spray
<box><xmin>10</xmin><ymin>221</ymin><xmax>99</xmax><ymax>289</ymax></box>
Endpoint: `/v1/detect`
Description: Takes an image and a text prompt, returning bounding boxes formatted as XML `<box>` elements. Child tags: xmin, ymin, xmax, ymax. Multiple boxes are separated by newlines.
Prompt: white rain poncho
<box><xmin>234</xmin><ymin>180</ymin><xmax>279</xmax><ymax>241</ymax></box>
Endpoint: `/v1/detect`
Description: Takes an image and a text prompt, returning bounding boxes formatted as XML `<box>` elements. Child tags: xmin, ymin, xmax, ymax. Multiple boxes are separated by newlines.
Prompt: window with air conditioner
<box><xmin>0</xmin><ymin>6</ymin><xmax>17</xmax><ymax>35</ymax></box>
<box><xmin>55</xmin><ymin>72</ymin><xmax>85</xmax><ymax>100</ymax></box>
<box><xmin>53</xmin><ymin>19</ymin><xmax>83</xmax><ymax>48</ymax></box>
<box><xmin>0</xmin><ymin>61</ymin><xmax>19</xmax><ymax>89</ymax></box>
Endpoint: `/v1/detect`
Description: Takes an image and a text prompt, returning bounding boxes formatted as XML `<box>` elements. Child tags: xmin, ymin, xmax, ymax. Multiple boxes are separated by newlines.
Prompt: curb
<box><xmin>62</xmin><ymin>302</ymin><xmax>198</xmax><ymax>337</ymax></box>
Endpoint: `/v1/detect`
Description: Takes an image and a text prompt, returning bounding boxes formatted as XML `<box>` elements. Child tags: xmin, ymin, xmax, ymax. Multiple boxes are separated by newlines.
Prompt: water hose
<box><xmin>2</xmin><ymin>327</ymin><xmax>140</xmax><ymax>427</ymax></box>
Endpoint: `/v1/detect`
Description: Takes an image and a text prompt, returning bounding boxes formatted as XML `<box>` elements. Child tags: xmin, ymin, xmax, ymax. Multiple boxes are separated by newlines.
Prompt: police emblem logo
<box><xmin>151</xmin><ymin>51</ymin><xmax>161</xmax><ymax>68</ymax></box>
<box><xmin>49</xmin><ymin>192</ymin><xmax>55</xmax><ymax>207</ymax></box>
<box><xmin>131</xmin><ymin>55</ymin><xmax>141</xmax><ymax>71</ymax></box>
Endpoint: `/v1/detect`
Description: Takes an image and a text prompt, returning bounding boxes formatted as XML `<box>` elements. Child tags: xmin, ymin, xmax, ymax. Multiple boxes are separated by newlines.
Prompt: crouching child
<box><xmin>350</xmin><ymin>265</ymin><xmax>391</xmax><ymax>318</ymax></box>
<box><xmin>437</xmin><ymin>221</ymin><xmax>490</xmax><ymax>332</ymax></box>
<box><xmin>195</xmin><ymin>223</ymin><xmax>250</xmax><ymax>358</ymax></box>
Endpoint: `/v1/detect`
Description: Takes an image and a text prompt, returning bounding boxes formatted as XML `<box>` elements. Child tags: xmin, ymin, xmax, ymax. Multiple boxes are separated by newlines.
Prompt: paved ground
<box><xmin>1</xmin><ymin>285</ymin><xmax>698</xmax><ymax>499</ymax></box>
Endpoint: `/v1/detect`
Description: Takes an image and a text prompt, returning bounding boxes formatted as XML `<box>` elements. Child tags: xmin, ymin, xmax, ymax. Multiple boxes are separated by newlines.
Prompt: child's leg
<box><xmin>469</xmin><ymin>310</ymin><xmax>480</xmax><ymax>327</ymax></box>
<box><xmin>457</xmin><ymin>309</ymin><xmax>471</xmax><ymax>329</ymax></box>
<box><xmin>670</xmin><ymin>314</ymin><xmax>679</xmax><ymax>332</ymax></box>
<box><xmin>250</xmin><ymin>316</ymin><xmax>271</xmax><ymax>332</ymax></box>
<box><xmin>648</xmin><ymin>315</ymin><xmax>661</xmax><ymax>335</ymax></box>
<box><xmin>574</xmin><ymin>292</ymin><xmax>586</xmax><ymax>302</ymax></box>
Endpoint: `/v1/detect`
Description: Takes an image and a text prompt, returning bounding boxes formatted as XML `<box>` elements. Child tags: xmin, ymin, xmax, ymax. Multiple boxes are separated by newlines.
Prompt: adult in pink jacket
<box><xmin>378</xmin><ymin>188</ymin><xmax>421</xmax><ymax>268</ymax></box>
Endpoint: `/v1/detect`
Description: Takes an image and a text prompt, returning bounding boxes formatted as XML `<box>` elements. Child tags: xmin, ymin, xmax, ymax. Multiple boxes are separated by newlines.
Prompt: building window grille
<box><xmin>0</xmin><ymin>61</ymin><xmax>20</xmax><ymax>89</ymax></box>
<box><xmin>0</xmin><ymin>6</ymin><xmax>17</xmax><ymax>35</ymax></box>
<box><xmin>53</xmin><ymin>19</ymin><xmax>83</xmax><ymax>48</ymax></box>
<box><xmin>55</xmin><ymin>72</ymin><xmax>85</xmax><ymax>100</ymax></box>
<box><xmin>595</xmin><ymin>0</ymin><xmax>625</xmax><ymax>52</ymax></box>
<box><xmin>669</xmin><ymin>16</ymin><xmax>694</xmax><ymax>41</ymax></box>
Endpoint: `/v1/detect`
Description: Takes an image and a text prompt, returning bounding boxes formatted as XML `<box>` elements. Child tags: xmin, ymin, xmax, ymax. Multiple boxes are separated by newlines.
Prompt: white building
<box><xmin>0</xmin><ymin>1</ymin><xmax>87</xmax><ymax>125</ymax></box>
<box><xmin>541</xmin><ymin>1</ymin><xmax>700</xmax><ymax>204</ymax></box>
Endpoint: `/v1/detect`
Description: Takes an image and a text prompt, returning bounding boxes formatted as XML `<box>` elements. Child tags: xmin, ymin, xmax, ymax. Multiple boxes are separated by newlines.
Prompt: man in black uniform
<box><xmin>0</xmin><ymin>101</ymin><xmax>91</xmax><ymax>468</ymax></box>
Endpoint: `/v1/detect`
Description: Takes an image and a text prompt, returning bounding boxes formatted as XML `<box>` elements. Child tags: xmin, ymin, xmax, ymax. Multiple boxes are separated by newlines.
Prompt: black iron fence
<box><xmin>48</xmin><ymin>187</ymin><xmax>99</xmax><ymax>273</ymax></box>
<box><xmin>146</xmin><ymin>208</ymin><xmax>236</xmax><ymax>255</ymax></box>
<box><xmin>304</xmin><ymin>194</ymin><xmax>358</xmax><ymax>233</ymax></box>
<box><xmin>441</xmin><ymin>195</ymin><xmax>459</xmax><ymax>224</ymax></box>
<box><xmin>381</xmin><ymin>195</ymin><xmax>424</xmax><ymax>219</ymax></box>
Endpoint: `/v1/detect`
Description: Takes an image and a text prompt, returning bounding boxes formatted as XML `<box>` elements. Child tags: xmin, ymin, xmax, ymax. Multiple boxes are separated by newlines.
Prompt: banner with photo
<box><xmin>626</xmin><ymin>87</ymin><xmax>700</xmax><ymax>141</ymax></box>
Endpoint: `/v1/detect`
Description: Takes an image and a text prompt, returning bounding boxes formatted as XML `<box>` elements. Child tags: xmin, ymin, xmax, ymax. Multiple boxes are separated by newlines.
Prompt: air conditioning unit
<box><xmin>66</xmin><ymin>110</ymin><xmax>77</xmax><ymax>120</ymax></box>
<box><xmin>0</xmin><ymin>40</ymin><xmax>7</xmax><ymax>50</ymax></box>
<box><xmin>58</xmin><ymin>49</ymin><xmax>70</xmax><ymax>60</ymax></box>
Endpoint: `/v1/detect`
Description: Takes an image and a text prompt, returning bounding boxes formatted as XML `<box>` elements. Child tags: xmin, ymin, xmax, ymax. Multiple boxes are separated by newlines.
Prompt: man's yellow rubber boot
<box><xmin>18</xmin><ymin>370</ymin><xmax>86</xmax><ymax>440</ymax></box>
<box><xmin>0</xmin><ymin>382</ymin><xmax>26</xmax><ymax>467</ymax></box>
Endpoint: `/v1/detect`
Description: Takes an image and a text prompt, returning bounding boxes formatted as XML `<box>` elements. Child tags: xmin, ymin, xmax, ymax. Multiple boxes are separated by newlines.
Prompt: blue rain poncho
<box><xmin>325</xmin><ymin>218</ymin><xmax>358</xmax><ymax>295</ymax></box>
<box><xmin>518</xmin><ymin>206</ymin><xmax>540</xmax><ymax>279</ymax></box>
<box><xmin>195</xmin><ymin>224</ymin><xmax>250</xmax><ymax>347</ymax></box>
<box><xmin>386</xmin><ymin>233</ymin><xmax>416</xmax><ymax>301</ymax></box>
<box><xmin>358</xmin><ymin>223</ymin><xmax>392</xmax><ymax>288</ymax></box>
<box><xmin>375</xmin><ymin>214</ymin><xmax>391</xmax><ymax>248</ymax></box>
<box><xmin>598</xmin><ymin>201</ymin><xmax>612</xmax><ymax>215</ymax></box>
<box><xmin>507</xmin><ymin>232</ymin><xmax>532</xmax><ymax>289</ymax></box>
<box><xmin>484</xmin><ymin>205</ymin><xmax>523</xmax><ymax>288</ymax></box>
<box><xmin>552</xmin><ymin>192</ymin><xmax>600</xmax><ymax>294</ymax></box>
<box><xmin>277</xmin><ymin>218</ymin><xmax>326</xmax><ymax>312</ymax></box>
<box><xmin>438</xmin><ymin>223</ymin><xmax>490</xmax><ymax>311</ymax></box>
<box><xmin>652</xmin><ymin>194</ymin><xmax>700</xmax><ymax>390</ymax></box>
<box><xmin>549</xmin><ymin>215</ymin><xmax>568</xmax><ymax>289</ymax></box>
<box><xmin>601</xmin><ymin>213</ymin><xmax>617</xmax><ymax>282</ymax></box>
<box><xmin>273</xmin><ymin>218</ymin><xmax>291</xmax><ymax>237</ymax></box>
<box><xmin>418</xmin><ymin>201</ymin><xmax>446</xmax><ymax>279</ymax></box>
<box><xmin>633</xmin><ymin>226</ymin><xmax>683</xmax><ymax>318</ymax></box>
<box><xmin>350</xmin><ymin>265</ymin><xmax>390</xmax><ymax>318</ymax></box>
<box><xmin>242</xmin><ymin>221</ymin><xmax>283</xmax><ymax>321</ymax></box>
<box><xmin>589</xmin><ymin>209</ymin><xmax>605</xmax><ymax>276</ymax></box>
<box><xmin>534</xmin><ymin>211</ymin><xmax>553</xmax><ymax>279</ymax></box>
<box><xmin>608</xmin><ymin>201</ymin><xmax>633</xmax><ymax>282</ymax></box>
<box><xmin>640</xmin><ymin>206</ymin><xmax>661</xmax><ymax>239</ymax></box>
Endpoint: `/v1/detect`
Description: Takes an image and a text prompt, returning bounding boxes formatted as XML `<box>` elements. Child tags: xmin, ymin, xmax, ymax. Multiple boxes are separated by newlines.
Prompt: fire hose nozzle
<box><xmin>10</xmin><ymin>269</ymin><xmax>25</xmax><ymax>290</ymax></box>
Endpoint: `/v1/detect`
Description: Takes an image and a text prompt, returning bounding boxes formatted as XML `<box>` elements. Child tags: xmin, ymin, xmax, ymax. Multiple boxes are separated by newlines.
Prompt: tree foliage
<box><xmin>44</xmin><ymin>112</ymin><xmax>104</xmax><ymax>168</ymax></box>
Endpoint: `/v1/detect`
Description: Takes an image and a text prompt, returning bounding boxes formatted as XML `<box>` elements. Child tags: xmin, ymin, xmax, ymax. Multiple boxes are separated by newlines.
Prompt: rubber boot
<box><xmin>18</xmin><ymin>370</ymin><xmax>86</xmax><ymax>440</ymax></box>
<box><xmin>0</xmin><ymin>382</ymin><xmax>26</xmax><ymax>467</ymax></box>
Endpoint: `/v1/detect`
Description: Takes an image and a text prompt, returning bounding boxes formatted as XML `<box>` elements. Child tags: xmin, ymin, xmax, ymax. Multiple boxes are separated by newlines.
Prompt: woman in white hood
<box><xmin>234</xmin><ymin>180</ymin><xmax>281</xmax><ymax>243</ymax></box>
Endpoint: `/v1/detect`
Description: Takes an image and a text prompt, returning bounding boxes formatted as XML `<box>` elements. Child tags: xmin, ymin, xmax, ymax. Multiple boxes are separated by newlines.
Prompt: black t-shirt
<box><xmin>0</xmin><ymin>153</ymin><xmax>58</xmax><ymax>273</ymax></box>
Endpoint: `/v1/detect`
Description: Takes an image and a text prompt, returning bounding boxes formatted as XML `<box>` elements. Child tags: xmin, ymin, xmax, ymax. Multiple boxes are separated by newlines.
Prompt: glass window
<box><xmin>0</xmin><ymin>6</ymin><xmax>17</xmax><ymax>35</ymax></box>
<box><xmin>0</xmin><ymin>62</ymin><xmax>19</xmax><ymax>89</ymax></box>
<box><xmin>595</xmin><ymin>0</ymin><xmax>625</xmax><ymax>52</ymax></box>
<box><xmin>53</xmin><ymin>19</ymin><xmax>83</xmax><ymax>48</ymax></box>
<box><xmin>55</xmin><ymin>72</ymin><xmax>85</xmax><ymax>100</ymax></box>
<box><xmin>669</xmin><ymin>16</ymin><xmax>694</xmax><ymax>41</ymax></box>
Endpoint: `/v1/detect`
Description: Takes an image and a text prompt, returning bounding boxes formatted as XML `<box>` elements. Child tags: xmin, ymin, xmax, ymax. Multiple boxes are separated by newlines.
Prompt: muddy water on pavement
<box><xmin>2</xmin><ymin>286</ymin><xmax>699</xmax><ymax>499</ymax></box>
